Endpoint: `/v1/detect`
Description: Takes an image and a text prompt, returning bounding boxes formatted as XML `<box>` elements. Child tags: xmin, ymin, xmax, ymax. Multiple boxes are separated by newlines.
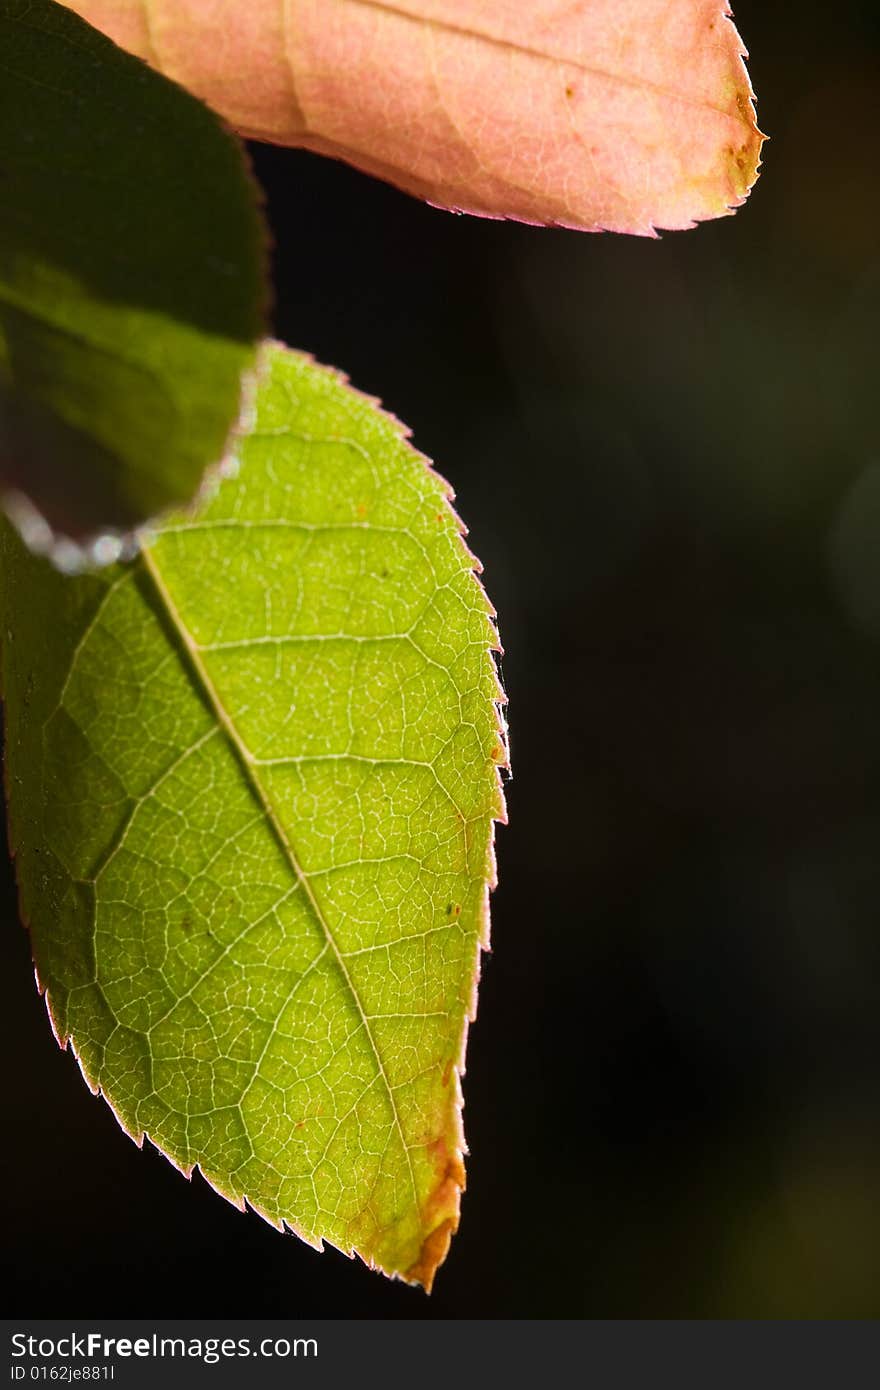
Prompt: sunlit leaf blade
<box><xmin>0</xmin><ymin>0</ymin><xmax>265</xmax><ymax>549</ymax></box>
<box><xmin>1</xmin><ymin>345</ymin><xmax>506</xmax><ymax>1289</ymax></box>
<box><xmin>60</xmin><ymin>0</ymin><xmax>763</xmax><ymax>235</ymax></box>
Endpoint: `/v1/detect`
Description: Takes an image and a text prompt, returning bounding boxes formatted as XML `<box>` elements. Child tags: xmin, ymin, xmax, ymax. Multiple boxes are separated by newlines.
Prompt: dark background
<box><xmin>5</xmin><ymin>1</ymin><xmax>880</xmax><ymax>1318</ymax></box>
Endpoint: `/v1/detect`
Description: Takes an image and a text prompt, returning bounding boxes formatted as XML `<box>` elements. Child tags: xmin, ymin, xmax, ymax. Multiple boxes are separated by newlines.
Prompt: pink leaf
<box><xmin>63</xmin><ymin>1</ymin><xmax>763</xmax><ymax>233</ymax></box>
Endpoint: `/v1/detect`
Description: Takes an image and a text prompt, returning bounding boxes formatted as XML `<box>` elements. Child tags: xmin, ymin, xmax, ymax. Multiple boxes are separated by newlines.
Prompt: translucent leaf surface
<box><xmin>61</xmin><ymin>0</ymin><xmax>763</xmax><ymax>234</ymax></box>
<box><xmin>0</xmin><ymin>0</ymin><xmax>265</xmax><ymax>548</ymax></box>
<box><xmin>1</xmin><ymin>345</ymin><xmax>506</xmax><ymax>1288</ymax></box>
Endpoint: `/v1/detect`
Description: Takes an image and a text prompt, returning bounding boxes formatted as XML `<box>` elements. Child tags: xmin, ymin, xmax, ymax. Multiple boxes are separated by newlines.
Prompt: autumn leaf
<box><xmin>0</xmin><ymin>345</ymin><xmax>506</xmax><ymax>1290</ymax></box>
<box><xmin>60</xmin><ymin>0</ymin><xmax>763</xmax><ymax>235</ymax></box>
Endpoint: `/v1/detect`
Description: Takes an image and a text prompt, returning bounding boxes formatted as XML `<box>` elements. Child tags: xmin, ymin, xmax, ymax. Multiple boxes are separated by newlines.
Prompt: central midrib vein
<box><xmin>139</xmin><ymin>542</ymin><xmax>422</xmax><ymax>1231</ymax></box>
<box><xmin>341</xmin><ymin>0</ymin><xmax>749</xmax><ymax>126</ymax></box>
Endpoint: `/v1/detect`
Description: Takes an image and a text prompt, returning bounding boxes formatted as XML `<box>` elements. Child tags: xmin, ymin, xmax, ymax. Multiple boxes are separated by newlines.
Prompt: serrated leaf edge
<box><xmin>9</xmin><ymin>343</ymin><xmax>508</xmax><ymax>1292</ymax></box>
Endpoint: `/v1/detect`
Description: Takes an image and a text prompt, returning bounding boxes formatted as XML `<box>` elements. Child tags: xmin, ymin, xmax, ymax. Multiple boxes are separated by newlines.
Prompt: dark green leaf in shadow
<box><xmin>0</xmin><ymin>0</ymin><xmax>266</xmax><ymax>552</ymax></box>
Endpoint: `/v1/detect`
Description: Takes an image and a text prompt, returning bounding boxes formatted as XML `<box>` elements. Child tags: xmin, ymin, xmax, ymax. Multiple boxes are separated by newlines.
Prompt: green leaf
<box><xmin>1</xmin><ymin>345</ymin><xmax>505</xmax><ymax>1289</ymax></box>
<box><xmin>0</xmin><ymin>0</ymin><xmax>265</xmax><ymax>549</ymax></box>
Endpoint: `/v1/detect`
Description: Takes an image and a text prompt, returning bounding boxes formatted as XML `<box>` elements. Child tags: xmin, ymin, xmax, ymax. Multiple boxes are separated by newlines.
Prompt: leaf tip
<box><xmin>717</xmin><ymin>7</ymin><xmax>767</xmax><ymax>210</ymax></box>
<box><xmin>402</xmin><ymin>1142</ymin><xmax>467</xmax><ymax>1293</ymax></box>
<box><xmin>403</xmin><ymin>1216</ymin><xmax>458</xmax><ymax>1295</ymax></box>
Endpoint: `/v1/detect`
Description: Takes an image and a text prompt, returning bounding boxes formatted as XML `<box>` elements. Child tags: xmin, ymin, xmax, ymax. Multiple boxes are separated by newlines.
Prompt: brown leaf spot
<box><xmin>725</xmin><ymin>142</ymin><xmax>752</xmax><ymax>176</ymax></box>
<box><xmin>404</xmin><ymin>1218</ymin><xmax>457</xmax><ymax>1294</ymax></box>
<box><xmin>427</xmin><ymin>1140</ymin><xmax>466</xmax><ymax>1209</ymax></box>
<box><xmin>404</xmin><ymin>1143</ymin><xmax>467</xmax><ymax>1292</ymax></box>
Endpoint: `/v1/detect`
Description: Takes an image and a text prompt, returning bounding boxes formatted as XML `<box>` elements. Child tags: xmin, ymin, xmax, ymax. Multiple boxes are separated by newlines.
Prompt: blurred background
<box><xmin>4</xmin><ymin>0</ymin><xmax>880</xmax><ymax>1318</ymax></box>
